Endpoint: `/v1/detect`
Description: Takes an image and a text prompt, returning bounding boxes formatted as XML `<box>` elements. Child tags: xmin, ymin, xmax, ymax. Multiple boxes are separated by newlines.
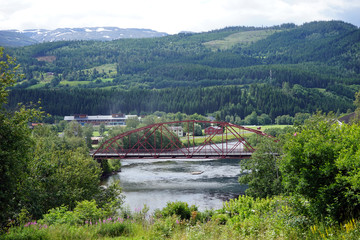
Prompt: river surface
<box><xmin>104</xmin><ymin>158</ymin><xmax>247</xmax><ymax>213</ymax></box>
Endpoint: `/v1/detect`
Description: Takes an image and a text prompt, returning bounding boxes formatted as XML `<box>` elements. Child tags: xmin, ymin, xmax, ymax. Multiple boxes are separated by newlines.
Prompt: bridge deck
<box><xmin>92</xmin><ymin>151</ymin><xmax>253</xmax><ymax>160</ymax></box>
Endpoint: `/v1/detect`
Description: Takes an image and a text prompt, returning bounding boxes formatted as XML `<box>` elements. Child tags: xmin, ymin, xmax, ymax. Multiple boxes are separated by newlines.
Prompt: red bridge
<box><xmin>92</xmin><ymin>120</ymin><xmax>275</xmax><ymax>160</ymax></box>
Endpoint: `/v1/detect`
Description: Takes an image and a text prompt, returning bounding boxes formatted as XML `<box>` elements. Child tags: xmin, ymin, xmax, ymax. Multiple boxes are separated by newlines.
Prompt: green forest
<box><xmin>3</xmin><ymin>20</ymin><xmax>360</xmax><ymax>120</ymax></box>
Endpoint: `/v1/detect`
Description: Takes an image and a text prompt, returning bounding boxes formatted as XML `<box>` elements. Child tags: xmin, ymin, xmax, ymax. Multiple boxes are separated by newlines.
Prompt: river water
<box><xmin>104</xmin><ymin>158</ymin><xmax>247</xmax><ymax>213</ymax></box>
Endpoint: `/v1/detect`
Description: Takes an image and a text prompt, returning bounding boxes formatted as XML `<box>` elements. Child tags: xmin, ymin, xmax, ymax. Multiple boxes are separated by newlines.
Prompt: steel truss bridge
<box><xmin>92</xmin><ymin>120</ymin><xmax>275</xmax><ymax>160</ymax></box>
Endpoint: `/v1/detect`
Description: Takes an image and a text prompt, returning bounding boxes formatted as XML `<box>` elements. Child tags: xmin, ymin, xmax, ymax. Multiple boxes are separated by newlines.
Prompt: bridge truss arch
<box><xmin>92</xmin><ymin>120</ymin><xmax>275</xmax><ymax>160</ymax></box>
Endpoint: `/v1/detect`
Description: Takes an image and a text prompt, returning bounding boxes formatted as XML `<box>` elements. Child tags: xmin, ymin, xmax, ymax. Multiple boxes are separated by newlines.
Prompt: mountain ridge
<box><xmin>0</xmin><ymin>27</ymin><xmax>168</xmax><ymax>47</ymax></box>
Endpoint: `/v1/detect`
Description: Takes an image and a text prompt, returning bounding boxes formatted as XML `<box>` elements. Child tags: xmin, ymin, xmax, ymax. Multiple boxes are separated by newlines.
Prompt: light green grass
<box><xmin>246</xmin><ymin>125</ymin><xmax>290</xmax><ymax>130</ymax></box>
<box><xmin>60</xmin><ymin>80</ymin><xmax>91</xmax><ymax>86</ymax></box>
<box><xmin>204</xmin><ymin>29</ymin><xmax>282</xmax><ymax>51</ymax></box>
<box><xmin>28</xmin><ymin>83</ymin><xmax>48</xmax><ymax>89</ymax></box>
<box><xmin>99</xmin><ymin>78</ymin><xmax>114</xmax><ymax>82</ymax></box>
<box><xmin>93</xmin><ymin>131</ymin><xmax>109</xmax><ymax>137</ymax></box>
<box><xmin>85</xmin><ymin>64</ymin><xmax>117</xmax><ymax>76</ymax></box>
<box><xmin>180</xmin><ymin>125</ymin><xmax>290</xmax><ymax>145</ymax></box>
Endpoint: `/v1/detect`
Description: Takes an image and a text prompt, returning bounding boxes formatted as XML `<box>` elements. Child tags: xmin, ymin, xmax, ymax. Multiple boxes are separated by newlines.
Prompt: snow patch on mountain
<box><xmin>1</xmin><ymin>27</ymin><xmax>168</xmax><ymax>46</ymax></box>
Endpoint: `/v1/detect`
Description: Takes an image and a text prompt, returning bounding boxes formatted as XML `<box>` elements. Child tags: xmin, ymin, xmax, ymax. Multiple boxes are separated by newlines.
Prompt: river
<box><xmin>104</xmin><ymin>158</ymin><xmax>247</xmax><ymax>213</ymax></box>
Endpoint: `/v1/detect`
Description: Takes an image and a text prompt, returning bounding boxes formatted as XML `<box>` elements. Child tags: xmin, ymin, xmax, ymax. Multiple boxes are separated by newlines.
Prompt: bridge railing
<box><xmin>92</xmin><ymin>148</ymin><xmax>253</xmax><ymax>159</ymax></box>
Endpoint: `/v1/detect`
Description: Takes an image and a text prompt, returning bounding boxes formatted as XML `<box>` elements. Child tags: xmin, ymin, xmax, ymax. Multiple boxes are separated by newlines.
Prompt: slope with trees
<box><xmin>3</xmin><ymin>21</ymin><xmax>359</xmax><ymax>120</ymax></box>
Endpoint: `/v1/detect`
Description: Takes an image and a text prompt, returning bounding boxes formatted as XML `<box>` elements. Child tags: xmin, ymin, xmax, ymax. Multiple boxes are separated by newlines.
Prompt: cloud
<box><xmin>0</xmin><ymin>0</ymin><xmax>359</xmax><ymax>34</ymax></box>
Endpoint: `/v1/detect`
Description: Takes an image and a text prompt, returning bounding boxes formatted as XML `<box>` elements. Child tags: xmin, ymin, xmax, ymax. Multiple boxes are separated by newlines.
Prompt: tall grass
<box><xmin>2</xmin><ymin>197</ymin><xmax>360</xmax><ymax>239</ymax></box>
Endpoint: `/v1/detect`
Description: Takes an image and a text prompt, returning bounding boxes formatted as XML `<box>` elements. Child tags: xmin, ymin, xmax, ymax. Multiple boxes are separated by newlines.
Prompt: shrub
<box><xmin>1</xmin><ymin>223</ymin><xmax>49</xmax><ymax>240</ymax></box>
<box><xmin>40</xmin><ymin>206</ymin><xmax>77</xmax><ymax>226</ymax></box>
<box><xmin>73</xmin><ymin>200</ymin><xmax>104</xmax><ymax>224</ymax></box>
<box><xmin>96</xmin><ymin>220</ymin><xmax>132</xmax><ymax>237</ymax></box>
<box><xmin>40</xmin><ymin>200</ymin><xmax>105</xmax><ymax>226</ymax></box>
<box><xmin>211</xmin><ymin>214</ymin><xmax>229</xmax><ymax>225</ymax></box>
<box><xmin>151</xmin><ymin>216</ymin><xmax>179</xmax><ymax>239</ymax></box>
<box><xmin>155</xmin><ymin>201</ymin><xmax>198</xmax><ymax>220</ymax></box>
<box><xmin>281</xmin><ymin>115</ymin><xmax>360</xmax><ymax>223</ymax></box>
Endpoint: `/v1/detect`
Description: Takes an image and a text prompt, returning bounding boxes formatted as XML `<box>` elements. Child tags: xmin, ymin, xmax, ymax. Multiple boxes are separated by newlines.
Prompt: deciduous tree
<box><xmin>0</xmin><ymin>48</ymin><xmax>44</xmax><ymax>229</ymax></box>
<box><xmin>239</xmin><ymin>138</ymin><xmax>283</xmax><ymax>198</ymax></box>
<box><xmin>280</xmin><ymin>113</ymin><xmax>360</xmax><ymax>222</ymax></box>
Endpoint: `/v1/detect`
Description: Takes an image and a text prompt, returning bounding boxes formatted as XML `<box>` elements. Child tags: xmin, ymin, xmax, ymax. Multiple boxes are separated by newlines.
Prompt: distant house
<box><xmin>207</xmin><ymin>116</ymin><xmax>215</xmax><ymax>121</ymax></box>
<box><xmin>91</xmin><ymin>136</ymin><xmax>103</xmax><ymax>145</ymax></box>
<box><xmin>204</xmin><ymin>126</ymin><xmax>223</xmax><ymax>135</ymax></box>
<box><xmin>169</xmin><ymin>126</ymin><xmax>183</xmax><ymax>137</ymax></box>
<box><xmin>338</xmin><ymin>112</ymin><xmax>356</xmax><ymax>124</ymax></box>
<box><xmin>64</xmin><ymin>114</ymin><xmax>138</xmax><ymax>126</ymax></box>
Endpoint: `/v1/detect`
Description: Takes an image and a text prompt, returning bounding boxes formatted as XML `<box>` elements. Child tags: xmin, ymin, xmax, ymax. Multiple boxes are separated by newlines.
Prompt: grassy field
<box><xmin>85</xmin><ymin>63</ymin><xmax>117</xmax><ymax>77</ymax></box>
<box><xmin>180</xmin><ymin>125</ymin><xmax>289</xmax><ymax>145</ymax></box>
<box><xmin>99</xmin><ymin>78</ymin><xmax>114</xmax><ymax>82</ymax></box>
<box><xmin>203</xmin><ymin>29</ymin><xmax>282</xmax><ymax>51</ymax></box>
<box><xmin>60</xmin><ymin>80</ymin><xmax>92</xmax><ymax>86</ymax></box>
<box><xmin>246</xmin><ymin>124</ymin><xmax>289</xmax><ymax>130</ymax></box>
<box><xmin>27</xmin><ymin>83</ymin><xmax>48</xmax><ymax>89</ymax></box>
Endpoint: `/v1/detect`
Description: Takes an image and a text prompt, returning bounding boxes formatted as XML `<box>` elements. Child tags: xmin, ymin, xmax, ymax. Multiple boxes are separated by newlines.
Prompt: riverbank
<box><xmin>3</xmin><ymin>195</ymin><xmax>360</xmax><ymax>240</ymax></box>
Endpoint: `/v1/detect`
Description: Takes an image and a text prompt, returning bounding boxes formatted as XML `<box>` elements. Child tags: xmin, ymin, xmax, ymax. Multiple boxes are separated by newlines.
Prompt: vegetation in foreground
<box><xmin>2</xmin><ymin>196</ymin><xmax>360</xmax><ymax>240</ymax></box>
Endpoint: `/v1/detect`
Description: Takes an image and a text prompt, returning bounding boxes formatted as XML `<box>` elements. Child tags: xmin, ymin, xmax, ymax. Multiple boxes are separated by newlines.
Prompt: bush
<box><xmin>211</xmin><ymin>214</ymin><xmax>229</xmax><ymax>225</ymax></box>
<box><xmin>96</xmin><ymin>220</ymin><xmax>132</xmax><ymax>237</ymax></box>
<box><xmin>40</xmin><ymin>206</ymin><xmax>77</xmax><ymax>225</ymax></box>
<box><xmin>151</xmin><ymin>216</ymin><xmax>179</xmax><ymax>239</ymax></box>
<box><xmin>40</xmin><ymin>200</ymin><xmax>105</xmax><ymax>226</ymax></box>
<box><xmin>155</xmin><ymin>201</ymin><xmax>198</xmax><ymax>220</ymax></box>
<box><xmin>1</xmin><ymin>223</ymin><xmax>49</xmax><ymax>240</ymax></box>
<box><xmin>281</xmin><ymin>115</ymin><xmax>360</xmax><ymax>223</ymax></box>
<box><xmin>73</xmin><ymin>200</ymin><xmax>104</xmax><ymax>224</ymax></box>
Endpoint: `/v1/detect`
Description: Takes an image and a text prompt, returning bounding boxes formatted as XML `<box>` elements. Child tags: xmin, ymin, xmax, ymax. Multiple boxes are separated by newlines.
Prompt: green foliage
<box><xmin>3</xmin><ymin>197</ymin><xmax>360</xmax><ymax>239</ymax></box>
<box><xmin>281</xmin><ymin>113</ymin><xmax>360</xmax><ymax>222</ymax></box>
<box><xmin>0</xmin><ymin>225</ymin><xmax>50</xmax><ymax>240</ymax></box>
<box><xmin>155</xmin><ymin>201</ymin><xmax>197</xmax><ymax>221</ymax></box>
<box><xmin>215</xmin><ymin>195</ymin><xmax>306</xmax><ymax>238</ymax></box>
<box><xmin>239</xmin><ymin>138</ymin><xmax>284</xmax><ymax>198</ymax></box>
<box><xmin>0</xmin><ymin>48</ymin><xmax>45</xmax><ymax>229</ymax></box>
<box><xmin>98</xmin><ymin>123</ymin><xmax>106</xmax><ymax>136</ymax></box>
<box><xmin>96</xmin><ymin>220</ymin><xmax>132</xmax><ymax>238</ymax></box>
<box><xmin>64</xmin><ymin>120</ymin><xmax>83</xmax><ymax>137</ymax></box>
<box><xmin>8</xmin><ymin>82</ymin><xmax>354</xmax><ymax>121</ymax></box>
<box><xmin>73</xmin><ymin>200</ymin><xmax>104</xmax><ymax>224</ymax></box>
<box><xmin>23</xmin><ymin>135</ymin><xmax>102</xmax><ymax>218</ymax></box>
<box><xmin>126</xmin><ymin>116</ymin><xmax>140</xmax><ymax>128</ymax></box>
<box><xmin>83</xmin><ymin>123</ymin><xmax>93</xmax><ymax>149</ymax></box>
<box><xmin>275</xmin><ymin>114</ymin><xmax>294</xmax><ymax>125</ymax></box>
<box><xmin>0</xmin><ymin>47</ymin><xmax>19</xmax><ymax>103</ymax></box>
<box><xmin>5</xmin><ymin>21</ymin><xmax>360</xmax><ymax>121</ymax></box>
<box><xmin>40</xmin><ymin>206</ymin><xmax>77</xmax><ymax>226</ymax></box>
<box><xmin>93</xmin><ymin>181</ymin><xmax>124</xmax><ymax>217</ymax></box>
<box><xmin>264</xmin><ymin>126</ymin><xmax>295</xmax><ymax>138</ymax></box>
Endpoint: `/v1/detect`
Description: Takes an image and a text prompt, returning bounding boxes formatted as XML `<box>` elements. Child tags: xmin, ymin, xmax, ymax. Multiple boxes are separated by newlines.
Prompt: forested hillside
<box><xmin>4</xmin><ymin>20</ymin><xmax>360</xmax><ymax>120</ymax></box>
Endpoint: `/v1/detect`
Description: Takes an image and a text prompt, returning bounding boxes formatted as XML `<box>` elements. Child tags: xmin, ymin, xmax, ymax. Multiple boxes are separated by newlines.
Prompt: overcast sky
<box><xmin>1</xmin><ymin>0</ymin><xmax>360</xmax><ymax>34</ymax></box>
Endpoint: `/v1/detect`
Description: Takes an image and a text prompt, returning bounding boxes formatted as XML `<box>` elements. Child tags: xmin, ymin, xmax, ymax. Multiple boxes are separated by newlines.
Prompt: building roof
<box><xmin>64</xmin><ymin>115</ymin><xmax>137</xmax><ymax>121</ymax></box>
<box><xmin>205</xmin><ymin>126</ymin><xmax>222</xmax><ymax>129</ymax></box>
<box><xmin>169</xmin><ymin>126</ymin><xmax>183</xmax><ymax>130</ymax></box>
<box><xmin>338</xmin><ymin>112</ymin><xmax>357</xmax><ymax>124</ymax></box>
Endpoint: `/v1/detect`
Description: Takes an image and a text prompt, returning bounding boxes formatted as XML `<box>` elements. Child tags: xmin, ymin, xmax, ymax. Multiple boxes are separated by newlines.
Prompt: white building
<box><xmin>169</xmin><ymin>126</ymin><xmax>183</xmax><ymax>137</ymax></box>
<box><xmin>64</xmin><ymin>114</ymin><xmax>138</xmax><ymax>126</ymax></box>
